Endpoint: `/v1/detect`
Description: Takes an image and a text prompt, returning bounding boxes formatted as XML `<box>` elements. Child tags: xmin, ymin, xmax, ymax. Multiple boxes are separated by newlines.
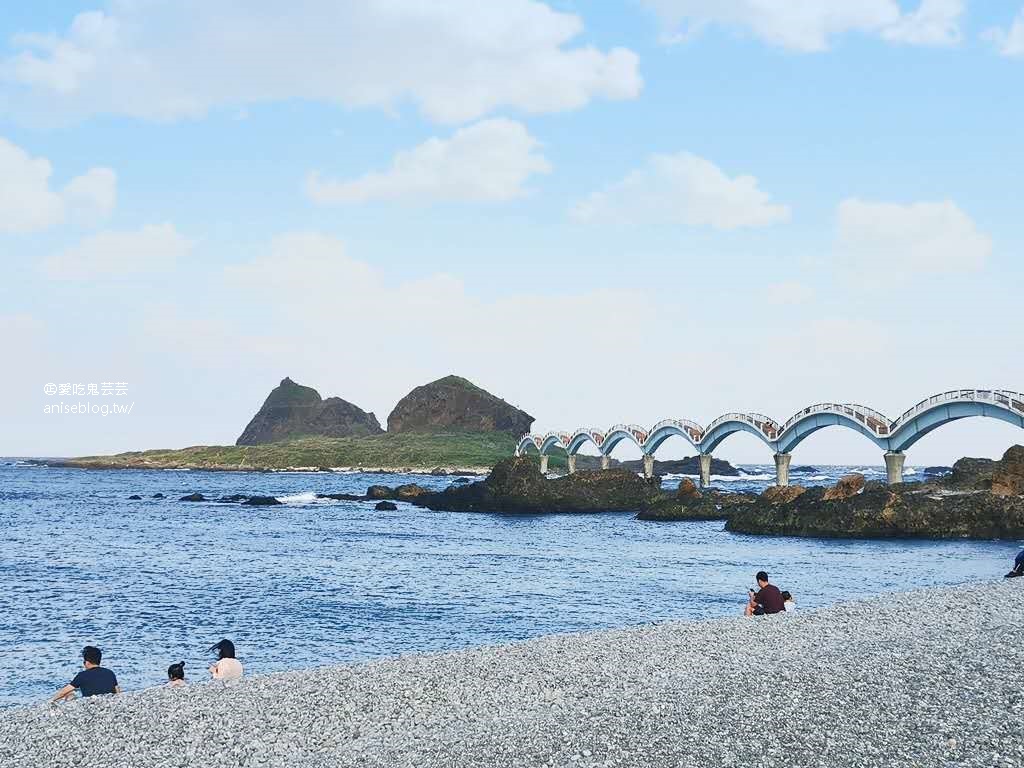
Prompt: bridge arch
<box><xmin>566</xmin><ymin>429</ymin><xmax>604</xmax><ymax>456</ymax></box>
<box><xmin>539</xmin><ymin>432</ymin><xmax>569</xmax><ymax>455</ymax></box>
<box><xmin>775</xmin><ymin>406</ymin><xmax>892</xmax><ymax>454</ymax></box>
<box><xmin>515</xmin><ymin>435</ymin><xmax>541</xmax><ymax>456</ymax></box>
<box><xmin>644</xmin><ymin>419</ymin><xmax>702</xmax><ymax>455</ymax></box>
<box><xmin>602</xmin><ymin>424</ymin><xmax>648</xmax><ymax>456</ymax></box>
<box><xmin>698</xmin><ymin>413</ymin><xmax>779</xmax><ymax>455</ymax></box>
<box><xmin>889</xmin><ymin>390</ymin><xmax>1024</xmax><ymax>452</ymax></box>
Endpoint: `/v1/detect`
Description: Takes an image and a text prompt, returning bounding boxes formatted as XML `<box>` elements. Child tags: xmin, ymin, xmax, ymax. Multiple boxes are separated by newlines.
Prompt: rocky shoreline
<box><xmin>2</xmin><ymin>580</ymin><xmax>1021</xmax><ymax>767</ymax></box>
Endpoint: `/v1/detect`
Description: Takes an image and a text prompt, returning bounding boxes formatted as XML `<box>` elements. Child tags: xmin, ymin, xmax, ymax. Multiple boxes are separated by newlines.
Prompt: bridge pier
<box><xmin>884</xmin><ymin>451</ymin><xmax>905</xmax><ymax>485</ymax></box>
<box><xmin>699</xmin><ymin>454</ymin><xmax>712</xmax><ymax>488</ymax></box>
<box><xmin>567</xmin><ymin>455</ymin><xmax>577</xmax><ymax>475</ymax></box>
<box><xmin>642</xmin><ymin>454</ymin><xmax>655</xmax><ymax>479</ymax></box>
<box><xmin>600</xmin><ymin>454</ymin><xmax>610</xmax><ymax>471</ymax></box>
<box><xmin>540</xmin><ymin>455</ymin><xmax>549</xmax><ymax>474</ymax></box>
<box><xmin>774</xmin><ymin>453</ymin><xmax>792</xmax><ymax>487</ymax></box>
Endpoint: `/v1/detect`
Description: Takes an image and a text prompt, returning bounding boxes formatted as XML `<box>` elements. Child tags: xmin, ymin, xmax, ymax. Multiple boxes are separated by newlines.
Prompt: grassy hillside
<box><xmin>63</xmin><ymin>431</ymin><xmax>555</xmax><ymax>472</ymax></box>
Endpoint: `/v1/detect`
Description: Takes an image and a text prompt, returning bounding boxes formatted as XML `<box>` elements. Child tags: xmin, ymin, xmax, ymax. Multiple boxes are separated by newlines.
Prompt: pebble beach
<box><xmin>2</xmin><ymin>580</ymin><xmax>1021</xmax><ymax>768</ymax></box>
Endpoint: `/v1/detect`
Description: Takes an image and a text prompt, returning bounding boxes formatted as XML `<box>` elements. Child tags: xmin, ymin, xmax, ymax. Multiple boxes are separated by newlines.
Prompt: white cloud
<box><xmin>882</xmin><ymin>0</ymin><xmax>963</xmax><ymax>46</ymax></box>
<box><xmin>766</xmin><ymin>281</ymin><xmax>815</xmax><ymax>305</ymax></box>
<box><xmin>641</xmin><ymin>0</ymin><xmax>963</xmax><ymax>52</ymax></box>
<box><xmin>836</xmin><ymin>199</ymin><xmax>991</xmax><ymax>278</ymax></box>
<box><xmin>42</xmin><ymin>223</ymin><xmax>192</xmax><ymax>280</ymax></box>
<box><xmin>571</xmin><ymin>151</ymin><xmax>790</xmax><ymax>230</ymax></box>
<box><xmin>61</xmin><ymin>166</ymin><xmax>117</xmax><ymax>223</ymax></box>
<box><xmin>1</xmin><ymin>1</ymin><xmax>642</xmax><ymax>124</ymax></box>
<box><xmin>306</xmin><ymin>119</ymin><xmax>550</xmax><ymax>205</ymax></box>
<box><xmin>0</xmin><ymin>136</ymin><xmax>116</xmax><ymax>232</ymax></box>
<box><xmin>0</xmin><ymin>137</ymin><xmax>65</xmax><ymax>233</ymax></box>
<box><xmin>984</xmin><ymin>9</ymin><xmax>1024</xmax><ymax>57</ymax></box>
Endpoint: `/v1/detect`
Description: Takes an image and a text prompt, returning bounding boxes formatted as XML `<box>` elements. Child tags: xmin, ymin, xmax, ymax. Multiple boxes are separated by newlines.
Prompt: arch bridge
<box><xmin>515</xmin><ymin>389</ymin><xmax>1024</xmax><ymax>486</ymax></box>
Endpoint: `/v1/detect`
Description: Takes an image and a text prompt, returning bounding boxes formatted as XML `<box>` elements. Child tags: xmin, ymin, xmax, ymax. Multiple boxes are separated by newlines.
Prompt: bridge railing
<box><xmin>648</xmin><ymin>418</ymin><xmax>704</xmax><ymax>441</ymax></box>
<box><xmin>704</xmin><ymin>412</ymin><xmax>780</xmax><ymax>440</ymax></box>
<box><xmin>893</xmin><ymin>389</ymin><xmax>1024</xmax><ymax>429</ymax></box>
<box><xmin>780</xmin><ymin>403</ymin><xmax>891</xmax><ymax>436</ymax></box>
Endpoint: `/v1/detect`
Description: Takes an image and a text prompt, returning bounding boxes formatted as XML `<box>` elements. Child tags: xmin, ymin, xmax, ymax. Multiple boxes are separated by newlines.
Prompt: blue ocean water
<box><xmin>0</xmin><ymin>461</ymin><xmax>1018</xmax><ymax>708</ymax></box>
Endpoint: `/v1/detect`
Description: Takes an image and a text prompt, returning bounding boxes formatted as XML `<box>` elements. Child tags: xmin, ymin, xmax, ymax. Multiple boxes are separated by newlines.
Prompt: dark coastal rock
<box><xmin>822</xmin><ymin>473</ymin><xmax>865</xmax><ymax>501</ymax></box>
<box><xmin>948</xmin><ymin>456</ymin><xmax>996</xmax><ymax>489</ymax></box>
<box><xmin>410</xmin><ymin>456</ymin><xmax>665</xmax><ymax>514</ymax></box>
<box><xmin>676</xmin><ymin>478</ymin><xmax>700</xmax><ymax>500</ymax></box>
<box><xmin>366</xmin><ymin>485</ymin><xmax>391</xmax><ymax>499</ymax></box>
<box><xmin>386</xmin><ymin>375</ymin><xmax>533</xmax><ymax>435</ymax></box>
<box><xmin>791</xmin><ymin>466</ymin><xmax>818</xmax><ymax>473</ymax></box>
<box><xmin>452</xmin><ymin>477</ymin><xmax>473</xmax><ymax>485</ymax></box>
<box><xmin>637</xmin><ymin>490</ymin><xmax>754</xmax><ymax>522</ymax></box>
<box><xmin>180</xmin><ymin>493</ymin><xmax>206</xmax><ymax>502</ymax></box>
<box><xmin>236</xmin><ymin>377</ymin><xmax>382</xmax><ymax>446</ymax></box>
<box><xmin>243</xmin><ymin>495</ymin><xmax>282</xmax><ymax>506</ymax></box>
<box><xmin>618</xmin><ymin>456</ymin><xmax>740</xmax><ymax>477</ymax></box>
<box><xmin>394</xmin><ymin>483</ymin><xmax>429</xmax><ymax>500</ymax></box>
<box><xmin>152</xmin><ymin>493</ymin><xmax>165</xmax><ymax>499</ymax></box>
<box><xmin>762</xmin><ymin>485</ymin><xmax>807</xmax><ymax>504</ymax></box>
<box><xmin>316</xmin><ymin>492</ymin><xmax>366</xmax><ymax>502</ymax></box>
<box><xmin>726</xmin><ymin>485</ymin><xmax>1024</xmax><ymax>540</ymax></box>
<box><xmin>127</xmin><ymin>494</ymin><xmax>142</xmax><ymax>500</ymax></box>
<box><xmin>216</xmin><ymin>494</ymin><xmax>248</xmax><ymax>503</ymax></box>
<box><xmin>375</xmin><ymin>501</ymin><xmax>398</xmax><ymax>511</ymax></box>
<box><xmin>991</xmin><ymin>445</ymin><xmax>1024</xmax><ymax>496</ymax></box>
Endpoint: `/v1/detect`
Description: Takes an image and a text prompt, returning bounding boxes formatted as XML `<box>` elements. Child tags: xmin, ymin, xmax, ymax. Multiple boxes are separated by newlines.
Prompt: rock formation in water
<box><xmin>723</xmin><ymin>445</ymin><xmax>1024</xmax><ymax>540</ymax></box>
<box><xmin>408</xmin><ymin>456</ymin><xmax>665</xmax><ymax>513</ymax></box>
<box><xmin>386</xmin><ymin>375</ymin><xmax>534</xmax><ymax>435</ymax></box>
<box><xmin>236</xmin><ymin>377</ymin><xmax>382</xmax><ymax>445</ymax></box>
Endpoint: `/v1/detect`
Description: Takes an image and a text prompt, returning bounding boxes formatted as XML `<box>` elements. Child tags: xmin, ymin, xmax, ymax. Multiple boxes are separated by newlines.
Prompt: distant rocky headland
<box><xmin>58</xmin><ymin>374</ymin><xmax>538</xmax><ymax>473</ymax></box>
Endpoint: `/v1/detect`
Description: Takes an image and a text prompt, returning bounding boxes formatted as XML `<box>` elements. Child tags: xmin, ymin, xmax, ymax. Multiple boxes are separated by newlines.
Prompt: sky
<box><xmin>1</xmin><ymin>0</ymin><xmax>1022</xmax><ymax>465</ymax></box>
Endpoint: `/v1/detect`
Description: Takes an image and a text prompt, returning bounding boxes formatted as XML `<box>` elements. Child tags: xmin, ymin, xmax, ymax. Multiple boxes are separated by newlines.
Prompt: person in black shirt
<box><xmin>744</xmin><ymin>571</ymin><xmax>786</xmax><ymax>616</ymax></box>
<box><xmin>52</xmin><ymin>646</ymin><xmax>120</xmax><ymax>702</ymax></box>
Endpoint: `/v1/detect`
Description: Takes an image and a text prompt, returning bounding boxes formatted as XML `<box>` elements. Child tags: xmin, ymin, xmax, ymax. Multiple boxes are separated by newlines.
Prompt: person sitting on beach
<box><xmin>745</xmin><ymin>571</ymin><xmax>785</xmax><ymax>616</ymax></box>
<box><xmin>51</xmin><ymin>646</ymin><xmax>120</xmax><ymax>702</ymax></box>
<box><xmin>781</xmin><ymin>591</ymin><xmax>796</xmax><ymax>612</ymax></box>
<box><xmin>1005</xmin><ymin>549</ymin><xmax>1024</xmax><ymax>578</ymax></box>
<box><xmin>209</xmin><ymin>639</ymin><xmax>243</xmax><ymax>681</ymax></box>
<box><xmin>167</xmin><ymin>661</ymin><xmax>186</xmax><ymax>687</ymax></box>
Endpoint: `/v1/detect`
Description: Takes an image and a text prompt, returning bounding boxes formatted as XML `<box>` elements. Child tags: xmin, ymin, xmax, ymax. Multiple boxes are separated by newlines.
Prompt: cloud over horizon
<box><xmin>1</xmin><ymin>1</ymin><xmax>642</xmax><ymax>124</ymax></box>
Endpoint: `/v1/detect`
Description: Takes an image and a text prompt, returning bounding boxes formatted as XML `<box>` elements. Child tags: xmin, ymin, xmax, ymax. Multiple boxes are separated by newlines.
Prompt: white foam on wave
<box><xmin>275</xmin><ymin>491</ymin><xmax>320</xmax><ymax>505</ymax></box>
<box><xmin>805</xmin><ymin>475</ymin><xmax>833</xmax><ymax>482</ymax></box>
<box><xmin>715</xmin><ymin>473</ymin><xmax>774</xmax><ymax>482</ymax></box>
<box><xmin>904</xmin><ymin>467</ymin><xmax>918</xmax><ymax>474</ymax></box>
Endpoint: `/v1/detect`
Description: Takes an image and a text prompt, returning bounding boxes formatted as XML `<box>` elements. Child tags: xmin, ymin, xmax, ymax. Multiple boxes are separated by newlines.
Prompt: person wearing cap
<box><xmin>745</xmin><ymin>571</ymin><xmax>785</xmax><ymax>616</ymax></box>
<box><xmin>52</xmin><ymin>646</ymin><xmax>120</xmax><ymax>702</ymax></box>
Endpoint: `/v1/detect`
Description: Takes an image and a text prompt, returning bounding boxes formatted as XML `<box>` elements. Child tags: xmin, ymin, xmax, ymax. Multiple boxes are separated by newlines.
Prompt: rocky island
<box><xmin>236</xmin><ymin>377</ymin><xmax>382</xmax><ymax>445</ymax></box>
<box><xmin>56</xmin><ymin>375</ymin><xmax>537</xmax><ymax>474</ymax></box>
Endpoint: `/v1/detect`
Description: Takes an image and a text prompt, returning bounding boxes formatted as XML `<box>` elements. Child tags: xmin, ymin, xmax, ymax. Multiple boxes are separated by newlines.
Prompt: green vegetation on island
<box><xmin>61</xmin><ymin>431</ymin><xmax>538</xmax><ymax>473</ymax></box>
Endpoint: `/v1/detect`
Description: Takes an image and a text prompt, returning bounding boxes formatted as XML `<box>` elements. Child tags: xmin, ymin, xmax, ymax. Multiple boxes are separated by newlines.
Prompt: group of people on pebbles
<box><xmin>50</xmin><ymin>639</ymin><xmax>242</xmax><ymax>703</ymax></box>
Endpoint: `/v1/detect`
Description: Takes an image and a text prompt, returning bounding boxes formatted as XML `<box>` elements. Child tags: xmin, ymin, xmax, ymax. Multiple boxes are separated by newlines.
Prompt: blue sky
<box><xmin>2</xmin><ymin>0</ymin><xmax>1022</xmax><ymax>464</ymax></box>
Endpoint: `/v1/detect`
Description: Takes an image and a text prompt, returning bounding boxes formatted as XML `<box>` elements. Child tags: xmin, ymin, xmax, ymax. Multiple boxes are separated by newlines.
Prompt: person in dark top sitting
<box><xmin>1005</xmin><ymin>549</ymin><xmax>1024</xmax><ymax>578</ymax></box>
<box><xmin>52</xmin><ymin>646</ymin><xmax>120</xmax><ymax>702</ymax></box>
<box><xmin>745</xmin><ymin>571</ymin><xmax>785</xmax><ymax>616</ymax></box>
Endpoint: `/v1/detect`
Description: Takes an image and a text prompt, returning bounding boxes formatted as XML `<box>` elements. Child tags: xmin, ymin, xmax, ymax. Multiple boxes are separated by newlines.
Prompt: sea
<box><xmin>1</xmin><ymin>460</ymin><xmax>1018</xmax><ymax>708</ymax></box>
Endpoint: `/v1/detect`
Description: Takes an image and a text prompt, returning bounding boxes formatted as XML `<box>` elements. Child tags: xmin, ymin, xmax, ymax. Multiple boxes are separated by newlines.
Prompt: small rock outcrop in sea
<box><xmin>127</xmin><ymin>494</ymin><xmax>142</xmax><ymax>500</ymax></box>
<box><xmin>386</xmin><ymin>375</ymin><xmax>534</xmax><ymax>435</ymax></box>
<box><xmin>637</xmin><ymin>479</ymin><xmax>755</xmax><ymax>521</ymax></box>
<box><xmin>724</xmin><ymin>445</ymin><xmax>1024</xmax><ymax>540</ymax></box>
<box><xmin>612</xmin><ymin>455</ymin><xmax>740</xmax><ymax>477</ymax></box>
<box><xmin>406</xmin><ymin>456</ymin><xmax>665</xmax><ymax>513</ymax></box>
<box><xmin>180</xmin><ymin>493</ymin><xmax>206</xmax><ymax>502</ymax></box>
<box><xmin>236</xmin><ymin>377</ymin><xmax>383</xmax><ymax>445</ymax></box>
<box><xmin>242</xmin><ymin>495</ymin><xmax>282</xmax><ymax>506</ymax></box>
<box><xmin>375</xmin><ymin>501</ymin><xmax>398</xmax><ymax>511</ymax></box>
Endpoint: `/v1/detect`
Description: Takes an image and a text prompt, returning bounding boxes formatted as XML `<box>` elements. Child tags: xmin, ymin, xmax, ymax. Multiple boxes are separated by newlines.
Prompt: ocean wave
<box><xmin>275</xmin><ymin>491</ymin><xmax>321</xmax><ymax>505</ymax></box>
